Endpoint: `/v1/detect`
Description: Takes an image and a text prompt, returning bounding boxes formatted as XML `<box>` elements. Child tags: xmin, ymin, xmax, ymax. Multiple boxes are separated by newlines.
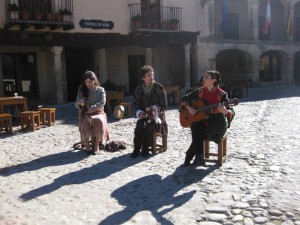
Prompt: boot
<box><xmin>191</xmin><ymin>153</ymin><xmax>206</xmax><ymax>167</ymax></box>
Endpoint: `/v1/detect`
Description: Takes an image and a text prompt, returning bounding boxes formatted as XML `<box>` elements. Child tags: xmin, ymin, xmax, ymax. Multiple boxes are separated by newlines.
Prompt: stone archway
<box><xmin>294</xmin><ymin>52</ymin><xmax>300</xmax><ymax>85</ymax></box>
<box><xmin>259</xmin><ymin>50</ymin><xmax>288</xmax><ymax>82</ymax></box>
<box><xmin>216</xmin><ymin>49</ymin><xmax>252</xmax><ymax>82</ymax></box>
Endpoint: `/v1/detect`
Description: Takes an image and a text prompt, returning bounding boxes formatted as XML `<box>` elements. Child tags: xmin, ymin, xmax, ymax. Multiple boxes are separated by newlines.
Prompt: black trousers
<box><xmin>133</xmin><ymin>118</ymin><xmax>156</xmax><ymax>154</ymax></box>
<box><xmin>185</xmin><ymin>114</ymin><xmax>227</xmax><ymax>163</ymax></box>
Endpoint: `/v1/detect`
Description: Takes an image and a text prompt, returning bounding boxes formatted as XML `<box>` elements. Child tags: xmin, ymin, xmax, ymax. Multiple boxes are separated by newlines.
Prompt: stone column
<box><xmin>145</xmin><ymin>48</ymin><xmax>152</xmax><ymax>66</ymax></box>
<box><xmin>99</xmin><ymin>49</ymin><xmax>108</xmax><ymax>83</ymax></box>
<box><xmin>51</xmin><ymin>46</ymin><xmax>64</xmax><ymax>104</ymax></box>
<box><xmin>184</xmin><ymin>43</ymin><xmax>191</xmax><ymax>89</ymax></box>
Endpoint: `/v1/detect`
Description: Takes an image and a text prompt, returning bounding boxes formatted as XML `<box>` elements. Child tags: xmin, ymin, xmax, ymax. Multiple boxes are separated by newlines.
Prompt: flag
<box><xmin>286</xmin><ymin>0</ymin><xmax>292</xmax><ymax>36</ymax></box>
<box><xmin>263</xmin><ymin>0</ymin><xmax>271</xmax><ymax>34</ymax></box>
<box><xmin>221</xmin><ymin>0</ymin><xmax>227</xmax><ymax>33</ymax></box>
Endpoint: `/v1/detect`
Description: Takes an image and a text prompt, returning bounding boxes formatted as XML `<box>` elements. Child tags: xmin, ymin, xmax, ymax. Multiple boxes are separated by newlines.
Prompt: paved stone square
<box><xmin>1</xmin><ymin>85</ymin><xmax>300</xmax><ymax>225</ymax></box>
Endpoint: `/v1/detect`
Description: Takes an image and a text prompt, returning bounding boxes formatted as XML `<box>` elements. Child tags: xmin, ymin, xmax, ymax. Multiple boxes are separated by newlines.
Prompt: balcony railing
<box><xmin>215</xmin><ymin>19</ymin><xmax>292</xmax><ymax>42</ymax></box>
<box><xmin>259</xmin><ymin>23</ymin><xmax>286</xmax><ymax>42</ymax></box>
<box><xmin>129</xmin><ymin>3</ymin><xmax>182</xmax><ymax>32</ymax></box>
<box><xmin>215</xmin><ymin>20</ymin><xmax>253</xmax><ymax>41</ymax></box>
<box><xmin>5</xmin><ymin>0</ymin><xmax>74</xmax><ymax>30</ymax></box>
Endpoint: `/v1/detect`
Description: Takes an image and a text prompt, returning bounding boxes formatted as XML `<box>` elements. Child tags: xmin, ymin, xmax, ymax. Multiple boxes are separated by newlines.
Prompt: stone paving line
<box><xmin>0</xmin><ymin>85</ymin><xmax>300</xmax><ymax>225</ymax></box>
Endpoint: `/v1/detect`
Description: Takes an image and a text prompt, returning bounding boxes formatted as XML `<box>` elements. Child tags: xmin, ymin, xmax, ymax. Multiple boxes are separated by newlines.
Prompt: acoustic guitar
<box><xmin>179</xmin><ymin>98</ymin><xmax>239</xmax><ymax>128</ymax></box>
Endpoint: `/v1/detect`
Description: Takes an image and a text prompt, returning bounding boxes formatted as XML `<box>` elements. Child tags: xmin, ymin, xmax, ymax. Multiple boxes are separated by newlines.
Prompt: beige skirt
<box><xmin>80</xmin><ymin>111</ymin><xmax>110</xmax><ymax>142</ymax></box>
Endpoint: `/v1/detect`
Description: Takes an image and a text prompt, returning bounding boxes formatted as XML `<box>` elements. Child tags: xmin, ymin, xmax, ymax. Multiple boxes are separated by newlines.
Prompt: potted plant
<box><xmin>56</xmin><ymin>9</ymin><xmax>63</xmax><ymax>21</ymax></box>
<box><xmin>47</xmin><ymin>11</ymin><xmax>54</xmax><ymax>21</ymax></box>
<box><xmin>62</xmin><ymin>9</ymin><xmax>72</xmax><ymax>22</ymax></box>
<box><xmin>35</xmin><ymin>10</ymin><xmax>43</xmax><ymax>21</ymax></box>
<box><xmin>21</xmin><ymin>9</ymin><xmax>30</xmax><ymax>20</ymax></box>
<box><xmin>131</xmin><ymin>15</ymin><xmax>141</xmax><ymax>29</ymax></box>
<box><xmin>169</xmin><ymin>19</ymin><xmax>179</xmax><ymax>30</ymax></box>
<box><xmin>7</xmin><ymin>3</ymin><xmax>19</xmax><ymax>19</ymax></box>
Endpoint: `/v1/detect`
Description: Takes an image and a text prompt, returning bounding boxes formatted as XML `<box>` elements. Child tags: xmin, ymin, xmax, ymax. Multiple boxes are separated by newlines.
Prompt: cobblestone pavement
<box><xmin>0</xmin><ymin>85</ymin><xmax>300</xmax><ymax>225</ymax></box>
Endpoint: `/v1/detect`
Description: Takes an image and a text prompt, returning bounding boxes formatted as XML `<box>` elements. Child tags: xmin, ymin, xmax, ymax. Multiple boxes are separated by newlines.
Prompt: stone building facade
<box><xmin>0</xmin><ymin>0</ymin><xmax>299</xmax><ymax>103</ymax></box>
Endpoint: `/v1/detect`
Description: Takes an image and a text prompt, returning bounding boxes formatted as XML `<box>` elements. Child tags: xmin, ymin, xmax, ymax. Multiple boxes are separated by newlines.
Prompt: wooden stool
<box><xmin>0</xmin><ymin>113</ymin><xmax>13</xmax><ymax>133</ymax></box>
<box><xmin>204</xmin><ymin>132</ymin><xmax>227</xmax><ymax>166</ymax></box>
<box><xmin>120</xmin><ymin>102</ymin><xmax>131</xmax><ymax>117</ymax></box>
<box><xmin>151</xmin><ymin>130</ymin><xmax>167</xmax><ymax>154</ymax></box>
<box><xmin>39</xmin><ymin>108</ymin><xmax>56</xmax><ymax>126</ymax></box>
<box><xmin>20</xmin><ymin>111</ymin><xmax>41</xmax><ymax>131</ymax></box>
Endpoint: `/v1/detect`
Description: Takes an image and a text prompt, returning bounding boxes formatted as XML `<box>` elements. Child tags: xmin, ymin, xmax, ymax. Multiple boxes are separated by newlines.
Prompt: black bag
<box><xmin>105</xmin><ymin>141</ymin><xmax>127</xmax><ymax>152</ymax></box>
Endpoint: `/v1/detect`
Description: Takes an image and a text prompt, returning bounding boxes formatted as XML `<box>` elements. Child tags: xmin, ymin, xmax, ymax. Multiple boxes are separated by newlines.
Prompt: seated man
<box><xmin>131</xmin><ymin>65</ymin><xmax>168</xmax><ymax>158</ymax></box>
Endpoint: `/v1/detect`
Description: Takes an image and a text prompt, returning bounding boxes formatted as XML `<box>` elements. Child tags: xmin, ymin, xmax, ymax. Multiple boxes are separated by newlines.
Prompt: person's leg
<box><xmin>94</xmin><ymin>136</ymin><xmax>100</xmax><ymax>154</ymax></box>
<box><xmin>132</xmin><ymin>119</ymin><xmax>146</xmax><ymax>158</ymax></box>
<box><xmin>142</xmin><ymin>121</ymin><xmax>156</xmax><ymax>156</ymax></box>
<box><xmin>183</xmin><ymin>121</ymin><xmax>206</xmax><ymax>166</ymax></box>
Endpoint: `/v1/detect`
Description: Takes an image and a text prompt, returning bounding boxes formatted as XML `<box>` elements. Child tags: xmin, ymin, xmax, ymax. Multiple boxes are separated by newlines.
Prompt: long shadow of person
<box><xmin>19</xmin><ymin>153</ymin><xmax>147</xmax><ymax>201</ymax></box>
<box><xmin>99</xmin><ymin>165</ymin><xmax>218</xmax><ymax>225</ymax></box>
<box><xmin>0</xmin><ymin>150</ymin><xmax>90</xmax><ymax>176</ymax></box>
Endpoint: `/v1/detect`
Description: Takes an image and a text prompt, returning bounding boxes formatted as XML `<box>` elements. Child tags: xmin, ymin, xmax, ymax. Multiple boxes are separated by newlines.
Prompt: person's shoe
<box><xmin>181</xmin><ymin>161</ymin><xmax>191</xmax><ymax>167</ymax></box>
<box><xmin>142</xmin><ymin>151</ymin><xmax>150</xmax><ymax>157</ymax></box>
<box><xmin>191</xmin><ymin>154</ymin><xmax>206</xmax><ymax>167</ymax></box>
<box><xmin>94</xmin><ymin>150</ymin><xmax>100</xmax><ymax>155</ymax></box>
<box><xmin>131</xmin><ymin>151</ymin><xmax>139</xmax><ymax>158</ymax></box>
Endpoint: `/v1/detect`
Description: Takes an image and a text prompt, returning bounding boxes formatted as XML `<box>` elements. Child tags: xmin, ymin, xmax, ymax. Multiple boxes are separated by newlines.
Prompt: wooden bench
<box><xmin>204</xmin><ymin>132</ymin><xmax>227</xmax><ymax>166</ymax></box>
<box><xmin>20</xmin><ymin>111</ymin><xmax>41</xmax><ymax>132</ymax></box>
<box><xmin>0</xmin><ymin>113</ymin><xmax>13</xmax><ymax>134</ymax></box>
<box><xmin>151</xmin><ymin>130</ymin><xmax>167</xmax><ymax>154</ymax></box>
<box><xmin>38</xmin><ymin>108</ymin><xmax>56</xmax><ymax>126</ymax></box>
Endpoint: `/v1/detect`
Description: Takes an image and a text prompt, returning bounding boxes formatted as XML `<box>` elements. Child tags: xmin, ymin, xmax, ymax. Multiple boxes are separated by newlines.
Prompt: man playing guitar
<box><xmin>181</xmin><ymin>70</ymin><xmax>235</xmax><ymax>167</ymax></box>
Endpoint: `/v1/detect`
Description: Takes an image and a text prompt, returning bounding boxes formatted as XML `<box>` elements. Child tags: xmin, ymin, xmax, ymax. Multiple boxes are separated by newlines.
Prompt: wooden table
<box><xmin>165</xmin><ymin>86</ymin><xmax>180</xmax><ymax>105</ymax></box>
<box><xmin>0</xmin><ymin>97</ymin><xmax>28</xmax><ymax>116</ymax></box>
<box><xmin>105</xmin><ymin>91</ymin><xmax>124</xmax><ymax>113</ymax></box>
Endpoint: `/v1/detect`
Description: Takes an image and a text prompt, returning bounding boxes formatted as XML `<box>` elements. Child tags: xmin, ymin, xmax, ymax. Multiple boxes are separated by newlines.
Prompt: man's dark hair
<box><xmin>140</xmin><ymin>65</ymin><xmax>154</xmax><ymax>78</ymax></box>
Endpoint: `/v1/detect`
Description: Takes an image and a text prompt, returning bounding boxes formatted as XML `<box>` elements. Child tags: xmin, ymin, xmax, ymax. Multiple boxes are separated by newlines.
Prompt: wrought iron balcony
<box><xmin>4</xmin><ymin>0</ymin><xmax>74</xmax><ymax>30</ymax></box>
<box><xmin>214</xmin><ymin>20</ymin><xmax>253</xmax><ymax>41</ymax></box>
<box><xmin>129</xmin><ymin>3</ymin><xmax>182</xmax><ymax>32</ymax></box>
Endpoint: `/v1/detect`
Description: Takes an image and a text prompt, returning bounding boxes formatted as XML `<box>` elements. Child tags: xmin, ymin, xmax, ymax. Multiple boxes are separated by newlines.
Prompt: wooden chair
<box><xmin>0</xmin><ymin>113</ymin><xmax>13</xmax><ymax>134</ymax></box>
<box><xmin>73</xmin><ymin>110</ymin><xmax>96</xmax><ymax>150</ymax></box>
<box><xmin>39</xmin><ymin>108</ymin><xmax>56</xmax><ymax>126</ymax></box>
<box><xmin>151</xmin><ymin>130</ymin><xmax>167</xmax><ymax>154</ymax></box>
<box><xmin>203</xmin><ymin>132</ymin><xmax>227</xmax><ymax>166</ymax></box>
<box><xmin>20</xmin><ymin>111</ymin><xmax>41</xmax><ymax>132</ymax></box>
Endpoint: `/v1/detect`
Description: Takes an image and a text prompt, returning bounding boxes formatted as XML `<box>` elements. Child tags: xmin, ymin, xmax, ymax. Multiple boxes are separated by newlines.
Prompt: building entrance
<box><xmin>1</xmin><ymin>53</ymin><xmax>38</xmax><ymax>98</ymax></box>
<box><xmin>65</xmin><ymin>48</ymin><xmax>94</xmax><ymax>101</ymax></box>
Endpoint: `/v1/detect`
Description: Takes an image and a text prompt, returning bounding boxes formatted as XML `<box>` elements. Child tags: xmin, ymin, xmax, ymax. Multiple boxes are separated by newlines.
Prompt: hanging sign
<box><xmin>79</xmin><ymin>19</ymin><xmax>114</xmax><ymax>30</ymax></box>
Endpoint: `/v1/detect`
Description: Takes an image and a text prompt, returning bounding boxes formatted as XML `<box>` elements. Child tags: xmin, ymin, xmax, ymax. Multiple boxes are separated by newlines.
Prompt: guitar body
<box><xmin>179</xmin><ymin>100</ymin><xmax>209</xmax><ymax>128</ymax></box>
<box><xmin>179</xmin><ymin>98</ymin><xmax>239</xmax><ymax>128</ymax></box>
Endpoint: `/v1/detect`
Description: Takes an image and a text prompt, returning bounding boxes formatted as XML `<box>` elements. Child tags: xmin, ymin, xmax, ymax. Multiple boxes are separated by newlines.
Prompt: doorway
<box><xmin>1</xmin><ymin>53</ymin><xmax>38</xmax><ymax>98</ymax></box>
<box><xmin>65</xmin><ymin>48</ymin><xmax>94</xmax><ymax>101</ymax></box>
<box><xmin>128</xmin><ymin>55</ymin><xmax>145</xmax><ymax>93</ymax></box>
<box><xmin>294</xmin><ymin>53</ymin><xmax>300</xmax><ymax>85</ymax></box>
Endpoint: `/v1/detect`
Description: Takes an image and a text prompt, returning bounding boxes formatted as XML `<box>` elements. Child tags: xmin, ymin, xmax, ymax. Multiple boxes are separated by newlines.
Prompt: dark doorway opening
<box><xmin>128</xmin><ymin>55</ymin><xmax>145</xmax><ymax>94</ymax></box>
<box><xmin>259</xmin><ymin>51</ymin><xmax>281</xmax><ymax>82</ymax></box>
<box><xmin>1</xmin><ymin>53</ymin><xmax>38</xmax><ymax>98</ymax></box>
<box><xmin>65</xmin><ymin>48</ymin><xmax>94</xmax><ymax>101</ymax></box>
<box><xmin>294</xmin><ymin>53</ymin><xmax>300</xmax><ymax>86</ymax></box>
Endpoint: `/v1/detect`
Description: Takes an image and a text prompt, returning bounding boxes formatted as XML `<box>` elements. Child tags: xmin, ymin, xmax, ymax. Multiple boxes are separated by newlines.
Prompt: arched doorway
<box><xmin>259</xmin><ymin>51</ymin><xmax>282</xmax><ymax>82</ymax></box>
<box><xmin>294</xmin><ymin>52</ymin><xmax>300</xmax><ymax>85</ymax></box>
<box><xmin>216</xmin><ymin>49</ymin><xmax>252</xmax><ymax>82</ymax></box>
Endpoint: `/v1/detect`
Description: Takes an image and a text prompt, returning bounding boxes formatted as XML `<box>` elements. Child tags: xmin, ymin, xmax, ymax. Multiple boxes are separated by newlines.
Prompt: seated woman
<box><xmin>75</xmin><ymin>71</ymin><xmax>109</xmax><ymax>155</ymax></box>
